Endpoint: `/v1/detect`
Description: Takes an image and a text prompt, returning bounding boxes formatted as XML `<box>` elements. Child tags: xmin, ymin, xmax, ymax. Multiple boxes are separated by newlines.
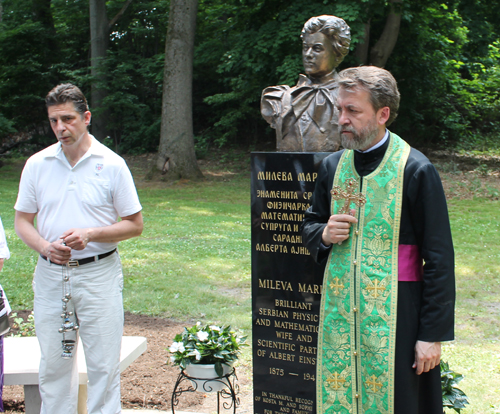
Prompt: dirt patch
<box><xmin>3</xmin><ymin>312</ymin><xmax>253</xmax><ymax>413</ymax></box>
<box><xmin>428</xmin><ymin>150</ymin><xmax>500</xmax><ymax>200</ymax></box>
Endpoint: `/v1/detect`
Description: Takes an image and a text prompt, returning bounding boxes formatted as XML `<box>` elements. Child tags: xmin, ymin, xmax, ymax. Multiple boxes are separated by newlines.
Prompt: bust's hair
<box><xmin>46</xmin><ymin>83</ymin><xmax>89</xmax><ymax>115</ymax></box>
<box><xmin>338</xmin><ymin>66</ymin><xmax>400</xmax><ymax>126</ymax></box>
<box><xmin>301</xmin><ymin>15</ymin><xmax>351</xmax><ymax>67</ymax></box>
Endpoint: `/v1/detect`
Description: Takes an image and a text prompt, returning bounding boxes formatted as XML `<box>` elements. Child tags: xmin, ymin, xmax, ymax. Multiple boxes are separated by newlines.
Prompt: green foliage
<box><xmin>195</xmin><ymin>0</ymin><xmax>365</xmax><ymax>148</ymax></box>
<box><xmin>0</xmin><ymin>20</ymin><xmax>58</xmax><ymax>131</ymax></box>
<box><xmin>88</xmin><ymin>0</ymin><xmax>169</xmax><ymax>151</ymax></box>
<box><xmin>0</xmin><ymin>113</ymin><xmax>16</xmax><ymax>137</ymax></box>
<box><xmin>1</xmin><ymin>0</ymin><xmax>500</xmax><ymax>153</ymax></box>
<box><xmin>388</xmin><ymin>1</ymin><xmax>500</xmax><ymax>148</ymax></box>
<box><xmin>441</xmin><ymin>361</ymin><xmax>470</xmax><ymax>413</ymax></box>
<box><xmin>0</xmin><ymin>0</ymin><xmax>89</xmax><ymax>148</ymax></box>
<box><xmin>0</xmin><ymin>0</ymin><xmax>168</xmax><ymax>152</ymax></box>
<box><xmin>9</xmin><ymin>311</ymin><xmax>36</xmax><ymax>337</ymax></box>
<box><xmin>197</xmin><ymin>0</ymin><xmax>500</xmax><ymax>149</ymax></box>
<box><xmin>100</xmin><ymin>50</ymin><xmax>164</xmax><ymax>153</ymax></box>
<box><xmin>169</xmin><ymin>323</ymin><xmax>247</xmax><ymax>376</ymax></box>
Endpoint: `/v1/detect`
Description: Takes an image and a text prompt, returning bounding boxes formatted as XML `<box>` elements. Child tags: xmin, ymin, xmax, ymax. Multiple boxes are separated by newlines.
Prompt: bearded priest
<box><xmin>301</xmin><ymin>66</ymin><xmax>455</xmax><ymax>414</ymax></box>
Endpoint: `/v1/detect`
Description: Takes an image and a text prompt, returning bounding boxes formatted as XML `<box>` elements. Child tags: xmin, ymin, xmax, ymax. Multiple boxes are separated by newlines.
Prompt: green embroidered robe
<box><xmin>317</xmin><ymin>134</ymin><xmax>411</xmax><ymax>414</ymax></box>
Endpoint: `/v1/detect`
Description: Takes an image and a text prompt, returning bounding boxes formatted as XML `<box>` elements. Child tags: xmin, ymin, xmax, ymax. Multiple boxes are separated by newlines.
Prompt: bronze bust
<box><xmin>261</xmin><ymin>16</ymin><xmax>351</xmax><ymax>152</ymax></box>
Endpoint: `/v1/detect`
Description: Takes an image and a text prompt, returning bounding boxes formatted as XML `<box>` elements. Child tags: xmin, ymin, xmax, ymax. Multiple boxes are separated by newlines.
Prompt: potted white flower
<box><xmin>169</xmin><ymin>322</ymin><xmax>247</xmax><ymax>392</ymax></box>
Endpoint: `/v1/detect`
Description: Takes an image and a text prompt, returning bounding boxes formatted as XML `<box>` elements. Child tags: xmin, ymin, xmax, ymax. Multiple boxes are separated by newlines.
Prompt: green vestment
<box><xmin>317</xmin><ymin>134</ymin><xmax>411</xmax><ymax>414</ymax></box>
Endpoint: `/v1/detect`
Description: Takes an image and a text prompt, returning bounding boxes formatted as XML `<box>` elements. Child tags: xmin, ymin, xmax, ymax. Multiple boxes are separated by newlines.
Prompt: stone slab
<box><xmin>4</xmin><ymin>335</ymin><xmax>147</xmax><ymax>414</ymax></box>
<box><xmin>251</xmin><ymin>152</ymin><xmax>328</xmax><ymax>414</ymax></box>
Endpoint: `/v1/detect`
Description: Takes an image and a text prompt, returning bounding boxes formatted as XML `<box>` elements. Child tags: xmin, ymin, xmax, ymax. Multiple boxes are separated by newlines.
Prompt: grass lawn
<box><xmin>444</xmin><ymin>199</ymin><xmax>500</xmax><ymax>413</ymax></box>
<box><xmin>1</xmin><ymin>151</ymin><xmax>499</xmax><ymax>413</ymax></box>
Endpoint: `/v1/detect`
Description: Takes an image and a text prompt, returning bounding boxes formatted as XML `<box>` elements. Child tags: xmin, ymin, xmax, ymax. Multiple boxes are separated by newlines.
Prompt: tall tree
<box><xmin>89</xmin><ymin>0</ymin><xmax>109</xmax><ymax>140</ymax></box>
<box><xmin>369</xmin><ymin>0</ymin><xmax>403</xmax><ymax>67</ymax></box>
<box><xmin>352</xmin><ymin>0</ymin><xmax>403</xmax><ymax>67</ymax></box>
<box><xmin>156</xmin><ymin>0</ymin><xmax>203</xmax><ymax>179</ymax></box>
<box><xmin>33</xmin><ymin>0</ymin><xmax>56</xmax><ymax>30</ymax></box>
<box><xmin>354</xmin><ymin>21</ymin><xmax>371</xmax><ymax>65</ymax></box>
<box><xmin>89</xmin><ymin>0</ymin><xmax>133</xmax><ymax>141</ymax></box>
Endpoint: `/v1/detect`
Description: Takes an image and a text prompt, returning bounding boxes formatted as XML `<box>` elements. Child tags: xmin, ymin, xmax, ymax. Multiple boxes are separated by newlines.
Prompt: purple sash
<box><xmin>398</xmin><ymin>244</ymin><xmax>423</xmax><ymax>281</ymax></box>
<box><xmin>0</xmin><ymin>335</ymin><xmax>4</xmax><ymax>412</ymax></box>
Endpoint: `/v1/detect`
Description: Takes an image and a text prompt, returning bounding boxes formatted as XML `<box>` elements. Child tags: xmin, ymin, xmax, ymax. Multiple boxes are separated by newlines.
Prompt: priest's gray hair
<box><xmin>338</xmin><ymin>66</ymin><xmax>400</xmax><ymax>126</ymax></box>
<box><xmin>301</xmin><ymin>15</ymin><xmax>351</xmax><ymax>67</ymax></box>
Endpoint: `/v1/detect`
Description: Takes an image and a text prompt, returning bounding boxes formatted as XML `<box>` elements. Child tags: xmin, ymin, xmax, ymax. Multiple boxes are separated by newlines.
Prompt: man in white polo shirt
<box><xmin>14</xmin><ymin>83</ymin><xmax>143</xmax><ymax>414</ymax></box>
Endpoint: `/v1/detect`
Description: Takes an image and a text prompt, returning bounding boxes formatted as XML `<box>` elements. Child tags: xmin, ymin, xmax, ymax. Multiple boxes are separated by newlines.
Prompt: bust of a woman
<box><xmin>261</xmin><ymin>15</ymin><xmax>351</xmax><ymax>152</ymax></box>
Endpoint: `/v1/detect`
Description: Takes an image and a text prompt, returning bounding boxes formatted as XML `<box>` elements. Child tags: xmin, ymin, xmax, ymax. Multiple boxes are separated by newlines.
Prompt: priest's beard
<box><xmin>339</xmin><ymin>118</ymin><xmax>379</xmax><ymax>150</ymax></box>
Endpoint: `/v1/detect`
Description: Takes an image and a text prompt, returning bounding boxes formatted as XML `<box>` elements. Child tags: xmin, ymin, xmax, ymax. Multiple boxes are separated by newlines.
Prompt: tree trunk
<box><xmin>32</xmin><ymin>0</ymin><xmax>58</xmax><ymax>54</ymax></box>
<box><xmin>32</xmin><ymin>0</ymin><xmax>55</xmax><ymax>29</ymax></box>
<box><xmin>156</xmin><ymin>0</ymin><xmax>203</xmax><ymax>180</ymax></box>
<box><xmin>370</xmin><ymin>0</ymin><xmax>402</xmax><ymax>67</ymax></box>
<box><xmin>109</xmin><ymin>0</ymin><xmax>133</xmax><ymax>27</ymax></box>
<box><xmin>354</xmin><ymin>21</ymin><xmax>371</xmax><ymax>65</ymax></box>
<box><xmin>89</xmin><ymin>0</ymin><xmax>109</xmax><ymax>141</ymax></box>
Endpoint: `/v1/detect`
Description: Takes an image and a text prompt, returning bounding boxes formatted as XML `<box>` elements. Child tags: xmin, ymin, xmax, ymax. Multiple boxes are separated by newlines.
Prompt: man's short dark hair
<box><xmin>338</xmin><ymin>66</ymin><xmax>400</xmax><ymax>126</ymax></box>
<box><xmin>301</xmin><ymin>15</ymin><xmax>351</xmax><ymax>68</ymax></box>
<box><xmin>45</xmin><ymin>84</ymin><xmax>89</xmax><ymax>115</ymax></box>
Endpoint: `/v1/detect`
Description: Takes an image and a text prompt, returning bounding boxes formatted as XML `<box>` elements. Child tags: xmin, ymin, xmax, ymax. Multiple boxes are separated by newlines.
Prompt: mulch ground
<box><xmin>3</xmin><ymin>312</ymin><xmax>253</xmax><ymax>413</ymax></box>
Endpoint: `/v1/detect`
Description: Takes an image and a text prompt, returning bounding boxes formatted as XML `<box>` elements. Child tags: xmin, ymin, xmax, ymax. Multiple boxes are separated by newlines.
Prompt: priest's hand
<box><xmin>413</xmin><ymin>340</ymin><xmax>441</xmax><ymax>375</ymax></box>
<box><xmin>321</xmin><ymin>210</ymin><xmax>358</xmax><ymax>246</ymax></box>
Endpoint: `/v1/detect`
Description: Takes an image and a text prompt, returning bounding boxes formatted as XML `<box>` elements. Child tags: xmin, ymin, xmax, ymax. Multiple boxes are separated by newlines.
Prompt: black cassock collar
<box><xmin>353</xmin><ymin>136</ymin><xmax>391</xmax><ymax>177</ymax></box>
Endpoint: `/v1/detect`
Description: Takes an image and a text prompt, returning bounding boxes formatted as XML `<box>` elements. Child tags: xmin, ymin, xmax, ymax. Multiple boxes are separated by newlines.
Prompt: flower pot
<box><xmin>184</xmin><ymin>363</ymin><xmax>233</xmax><ymax>392</ymax></box>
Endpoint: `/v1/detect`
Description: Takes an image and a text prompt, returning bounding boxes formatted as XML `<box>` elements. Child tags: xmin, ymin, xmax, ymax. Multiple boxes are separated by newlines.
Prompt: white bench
<box><xmin>4</xmin><ymin>336</ymin><xmax>147</xmax><ymax>414</ymax></box>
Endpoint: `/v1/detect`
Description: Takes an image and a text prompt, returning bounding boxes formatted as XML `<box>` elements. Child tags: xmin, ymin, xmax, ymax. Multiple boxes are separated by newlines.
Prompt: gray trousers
<box><xmin>33</xmin><ymin>252</ymin><xmax>124</xmax><ymax>414</ymax></box>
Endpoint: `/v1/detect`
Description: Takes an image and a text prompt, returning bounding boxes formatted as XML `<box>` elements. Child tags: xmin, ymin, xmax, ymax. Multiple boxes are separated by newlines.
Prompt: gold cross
<box><xmin>366</xmin><ymin>279</ymin><xmax>385</xmax><ymax>298</ymax></box>
<box><xmin>329</xmin><ymin>277</ymin><xmax>344</xmax><ymax>295</ymax></box>
<box><xmin>366</xmin><ymin>374</ymin><xmax>383</xmax><ymax>393</ymax></box>
<box><xmin>326</xmin><ymin>372</ymin><xmax>346</xmax><ymax>390</ymax></box>
<box><xmin>330</xmin><ymin>178</ymin><xmax>367</xmax><ymax>215</ymax></box>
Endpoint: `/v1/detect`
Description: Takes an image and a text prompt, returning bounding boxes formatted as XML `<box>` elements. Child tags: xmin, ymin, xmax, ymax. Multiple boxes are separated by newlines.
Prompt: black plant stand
<box><xmin>171</xmin><ymin>368</ymin><xmax>240</xmax><ymax>414</ymax></box>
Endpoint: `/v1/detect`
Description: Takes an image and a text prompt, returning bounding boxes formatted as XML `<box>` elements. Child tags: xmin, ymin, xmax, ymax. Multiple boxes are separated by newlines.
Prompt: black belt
<box><xmin>40</xmin><ymin>249</ymin><xmax>117</xmax><ymax>267</ymax></box>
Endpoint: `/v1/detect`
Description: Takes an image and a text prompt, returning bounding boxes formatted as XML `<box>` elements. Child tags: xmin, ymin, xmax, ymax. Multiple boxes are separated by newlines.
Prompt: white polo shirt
<box><xmin>14</xmin><ymin>136</ymin><xmax>142</xmax><ymax>259</ymax></box>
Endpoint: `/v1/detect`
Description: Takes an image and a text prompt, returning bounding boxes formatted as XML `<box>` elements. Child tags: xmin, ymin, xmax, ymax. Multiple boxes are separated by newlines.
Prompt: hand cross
<box><xmin>330</xmin><ymin>178</ymin><xmax>366</xmax><ymax>215</ymax></box>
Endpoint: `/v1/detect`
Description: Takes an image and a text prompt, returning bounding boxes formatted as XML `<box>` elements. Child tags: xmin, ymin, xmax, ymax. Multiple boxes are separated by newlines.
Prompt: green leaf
<box><xmin>214</xmin><ymin>361</ymin><xmax>223</xmax><ymax>377</ymax></box>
